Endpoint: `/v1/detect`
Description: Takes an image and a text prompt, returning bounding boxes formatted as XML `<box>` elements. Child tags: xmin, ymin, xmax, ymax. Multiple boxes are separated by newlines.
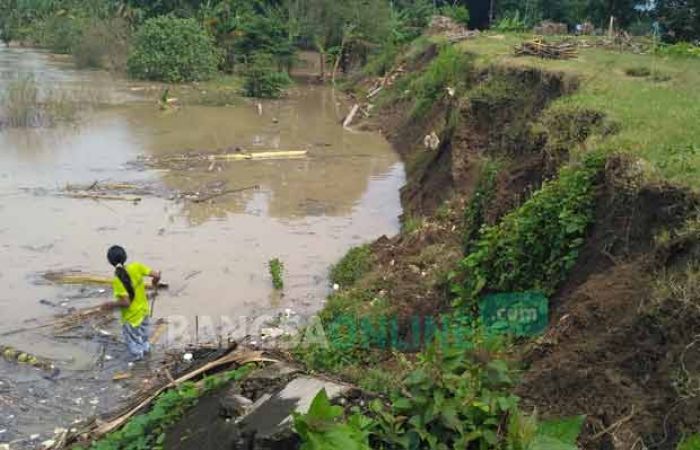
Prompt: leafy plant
<box><xmin>369</xmin><ymin>341</ymin><xmax>519</xmax><ymax>449</ymax></box>
<box><xmin>493</xmin><ymin>11</ymin><xmax>529</xmax><ymax>33</ymax></box>
<box><xmin>656</xmin><ymin>42</ymin><xmax>700</xmax><ymax>58</ymax></box>
<box><xmin>293</xmin><ymin>389</ymin><xmax>374</xmax><ymax>450</ymax></box>
<box><xmin>507</xmin><ymin>410</ymin><xmax>586</xmax><ymax>450</ymax></box>
<box><xmin>127</xmin><ymin>16</ymin><xmax>220</xmax><ymax>82</ymax></box>
<box><xmin>453</xmin><ymin>155</ymin><xmax>605</xmax><ymax>308</ymax></box>
<box><xmin>440</xmin><ymin>5</ymin><xmax>470</xmax><ymax>27</ymax></box>
<box><xmin>678</xmin><ymin>434</ymin><xmax>700</xmax><ymax>450</ymax></box>
<box><xmin>242</xmin><ymin>53</ymin><xmax>292</xmax><ymax>98</ymax></box>
<box><xmin>269</xmin><ymin>257</ymin><xmax>284</xmax><ymax>290</ymax></box>
<box><xmin>463</xmin><ymin>161</ymin><xmax>499</xmax><ymax>253</ymax></box>
<box><xmin>330</xmin><ymin>245</ymin><xmax>373</xmax><ymax>288</ymax></box>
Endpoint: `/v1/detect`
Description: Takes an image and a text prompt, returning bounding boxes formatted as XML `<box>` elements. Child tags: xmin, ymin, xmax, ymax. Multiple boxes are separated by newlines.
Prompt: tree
<box><xmin>127</xmin><ymin>16</ymin><xmax>221</xmax><ymax>82</ymax></box>
<box><xmin>656</xmin><ymin>0</ymin><xmax>700</xmax><ymax>41</ymax></box>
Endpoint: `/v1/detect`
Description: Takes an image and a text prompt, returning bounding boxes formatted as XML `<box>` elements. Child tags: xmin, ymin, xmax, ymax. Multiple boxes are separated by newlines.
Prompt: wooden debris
<box><xmin>190</xmin><ymin>184</ymin><xmax>260</xmax><ymax>204</ymax></box>
<box><xmin>514</xmin><ymin>38</ymin><xmax>578</xmax><ymax>59</ymax></box>
<box><xmin>62</xmin><ymin>193</ymin><xmax>142</xmax><ymax>202</ymax></box>
<box><xmin>342</xmin><ymin>104</ymin><xmax>360</xmax><ymax>129</ymax></box>
<box><xmin>208</xmin><ymin>150</ymin><xmax>308</xmax><ymax>161</ymax></box>
<box><xmin>90</xmin><ymin>348</ymin><xmax>275</xmax><ymax>438</ymax></box>
<box><xmin>43</xmin><ymin>271</ymin><xmax>113</xmax><ymax>286</ymax></box>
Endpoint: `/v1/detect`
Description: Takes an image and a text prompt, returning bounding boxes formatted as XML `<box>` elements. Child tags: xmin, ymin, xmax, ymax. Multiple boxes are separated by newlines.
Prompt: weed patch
<box><xmin>268</xmin><ymin>258</ymin><xmax>284</xmax><ymax>290</ymax></box>
<box><xmin>330</xmin><ymin>245</ymin><xmax>374</xmax><ymax>289</ymax></box>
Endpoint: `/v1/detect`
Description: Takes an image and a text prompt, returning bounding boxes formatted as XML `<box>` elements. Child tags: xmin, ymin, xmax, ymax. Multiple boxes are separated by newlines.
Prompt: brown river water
<box><xmin>0</xmin><ymin>47</ymin><xmax>403</xmax><ymax>446</ymax></box>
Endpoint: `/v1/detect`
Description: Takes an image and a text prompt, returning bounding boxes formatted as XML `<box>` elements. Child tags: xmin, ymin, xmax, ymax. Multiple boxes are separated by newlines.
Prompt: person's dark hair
<box><xmin>107</xmin><ymin>245</ymin><xmax>134</xmax><ymax>300</ymax></box>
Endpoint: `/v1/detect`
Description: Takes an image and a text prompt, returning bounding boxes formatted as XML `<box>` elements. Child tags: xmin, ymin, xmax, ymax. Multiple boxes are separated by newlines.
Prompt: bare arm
<box><xmin>148</xmin><ymin>269</ymin><xmax>162</xmax><ymax>287</ymax></box>
<box><xmin>103</xmin><ymin>295</ymin><xmax>130</xmax><ymax>310</ymax></box>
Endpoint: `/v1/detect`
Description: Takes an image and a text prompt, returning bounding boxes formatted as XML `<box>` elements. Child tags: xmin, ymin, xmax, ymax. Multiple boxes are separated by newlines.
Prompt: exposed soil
<box><xmin>517</xmin><ymin>177</ymin><xmax>700</xmax><ymax>449</ymax></box>
<box><xmin>355</xmin><ymin>50</ymin><xmax>700</xmax><ymax>449</ymax></box>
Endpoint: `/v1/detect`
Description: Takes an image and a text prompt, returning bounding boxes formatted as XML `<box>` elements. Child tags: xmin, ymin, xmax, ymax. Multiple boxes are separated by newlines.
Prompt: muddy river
<box><xmin>0</xmin><ymin>47</ymin><xmax>403</xmax><ymax>446</ymax></box>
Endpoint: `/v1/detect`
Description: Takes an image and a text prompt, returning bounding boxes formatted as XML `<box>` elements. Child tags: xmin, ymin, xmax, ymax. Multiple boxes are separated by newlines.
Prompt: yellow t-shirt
<box><xmin>112</xmin><ymin>261</ymin><xmax>152</xmax><ymax>327</ymax></box>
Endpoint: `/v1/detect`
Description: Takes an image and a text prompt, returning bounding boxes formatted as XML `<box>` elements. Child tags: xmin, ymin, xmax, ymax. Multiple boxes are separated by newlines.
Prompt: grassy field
<box><xmin>458</xmin><ymin>34</ymin><xmax>700</xmax><ymax>188</ymax></box>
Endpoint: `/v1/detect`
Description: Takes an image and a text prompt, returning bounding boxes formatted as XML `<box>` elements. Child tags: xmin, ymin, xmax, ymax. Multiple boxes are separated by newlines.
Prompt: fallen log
<box><xmin>209</xmin><ymin>150</ymin><xmax>308</xmax><ymax>161</ymax></box>
<box><xmin>342</xmin><ymin>104</ymin><xmax>360</xmax><ymax>129</ymax></box>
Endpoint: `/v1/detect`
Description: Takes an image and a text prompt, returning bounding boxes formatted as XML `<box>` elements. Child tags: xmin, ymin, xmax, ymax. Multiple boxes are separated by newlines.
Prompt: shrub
<box><xmin>493</xmin><ymin>11</ymin><xmax>529</xmax><ymax>33</ymax></box>
<box><xmin>242</xmin><ymin>53</ymin><xmax>292</xmax><ymax>98</ymax></box>
<box><xmin>656</xmin><ymin>42</ymin><xmax>700</xmax><ymax>58</ymax></box>
<box><xmin>33</xmin><ymin>15</ymin><xmax>84</xmax><ymax>54</ymax></box>
<box><xmin>440</xmin><ymin>5</ymin><xmax>470</xmax><ymax>27</ymax></box>
<box><xmin>453</xmin><ymin>154</ymin><xmax>605</xmax><ymax>308</ymax></box>
<box><xmin>73</xmin><ymin>19</ymin><xmax>130</xmax><ymax>71</ymax></box>
<box><xmin>330</xmin><ymin>245</ymin><xmax>373</xmax><ymax>288</ymax></box>
<box><xmin>410</xmin><ymin>44</ymin><xmax>473</xmax><ymax>117</ymax></box>
<box><xmin>127</xmin><ymin>16</ymin><xmax>220</xmax><ymax>82</ymax></box>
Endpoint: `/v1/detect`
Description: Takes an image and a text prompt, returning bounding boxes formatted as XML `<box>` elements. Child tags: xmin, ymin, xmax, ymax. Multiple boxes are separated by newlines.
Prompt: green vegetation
<box><xmin>242</xmin><ymin>53</ymin><xmax>292</xmax><ymax>98</ymax></box>
<box><xmin>268</xmin><ymin>257</ymin><xmax>284</xmax><ymax>290</ymax></box>
<box><xmin>463</xmin><ymin>162</ymin><xmax>499</xmax><ymax>252</ymax></box>
<box><xmin>73</xmin><ymin>18</ymin><xmax>130</xmax><ymax>70</ymax></box>
<box><xmin>678</xmin><ymin>434</ymin><xmax>700</xmax><ymax>450</ymax></box>
<box><xmin>459</xmin><ymin>34</ymin><xmax>700</xmax><ymax>187</ymax></box>
<box><xmin>329</xmin><ymin>245</ymin><xmax>373</xmax><ymax>288</ymax></box>
<box><xmin>127</xmin><ymin>16</ymin><xmax>220</xmax><ymax>82</ymax></box>
<box><xmin>453</xmin><ymin>154</ymin><xmax>604</xmax><ymax>307</ymax></box>
<box><xmin>439</xmin><ymin>4</ymin><xmax>470</xmax><ymax>27</ymax></box>
<box><xmin>85</xmin><ymin>364</ymin><xmax>255</xmax><ymax>450</ymax></box>
<box><xmin>409</xmin><ymin>44</ymin><xmax>473</xmax><ymax>117</ymax></box>
<box><xmin>293</xmin><ymin>388</ymin><xmax>373</xmax><ymax>449</ymax></box>
<box><xmin>1</xmin><ymin>75</ymin><xmax>79</xmax><ymax>128</ymax></box>
<box><xmin>294</xmin><ymin>340</ymin><xmax>586</xmax><ymax>449</ymax></box>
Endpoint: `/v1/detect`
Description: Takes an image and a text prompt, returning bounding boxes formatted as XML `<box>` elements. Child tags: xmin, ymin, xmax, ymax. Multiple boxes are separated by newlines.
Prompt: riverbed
<box><xmin>0</xmin><ymin>47</ymin><xmax>404</xmax><ymax>446</ymax></box>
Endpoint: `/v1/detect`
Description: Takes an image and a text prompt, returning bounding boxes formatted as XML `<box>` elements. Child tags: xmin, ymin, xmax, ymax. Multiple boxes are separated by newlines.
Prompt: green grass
<box><xmin>458</xmin><ymin>33</ymin><xmax>700</xmax><ymax>188</ymax></box>
<box><xmin>329</xmin><ymin>245</ymin><xmax>374</xmax><ymax>288</ymax></box>
<box><xmin>268</xmin><ymin>258</ymin><xmax>284</xmax><ymax>290</ymax></box>
<box><xmin>169</xmin><ymin>75</ymin><xmax>244</xmax><ymax>106</ymax></box>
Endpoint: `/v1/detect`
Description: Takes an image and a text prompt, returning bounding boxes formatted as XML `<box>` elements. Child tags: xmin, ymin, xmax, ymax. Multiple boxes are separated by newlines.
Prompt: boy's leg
<box><xmin>122</xmin><ymin>323</ymin><xmax>146</xmax><ymax>361</ymax></box>
<box><xmin>139</xmin><ymin>317</ymin><xmax>152</xmax><ymax>354</ymax></box>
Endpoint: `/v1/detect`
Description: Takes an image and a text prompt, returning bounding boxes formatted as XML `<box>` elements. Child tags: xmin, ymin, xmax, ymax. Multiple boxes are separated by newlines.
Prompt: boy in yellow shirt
<box><xmin>103</xmin><ymin>245</ymin><xmax>161</xmax><ymax>361</ymax></box>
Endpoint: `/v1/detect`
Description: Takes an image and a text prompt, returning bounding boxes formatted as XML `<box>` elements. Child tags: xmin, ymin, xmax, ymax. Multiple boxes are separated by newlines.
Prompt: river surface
<box><xmin>0</xmin><ymin>47</ymin><xmax>403</xmax><ymax>446</ymax></box>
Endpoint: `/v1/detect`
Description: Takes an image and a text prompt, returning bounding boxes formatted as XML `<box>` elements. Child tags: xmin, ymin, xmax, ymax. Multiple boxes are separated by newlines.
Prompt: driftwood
<box><xmin>61</xmin><ymin>192</ymin><xmax>142</xmax><ymax>202</ymax></box>
<box><xmin>190</xmin><ymin>185</ymin><xmax>260</xmax><ymax>204</ymax></box>
<box><xmin>342</xmin><ymin>104</ymin><xmax>360</xmax><ymax>128</ymax></box>
<box><xmin>208</xmin><ymin>150</ymin><xmax>308</xmax><ymax>161</ymax></box>
<box><xmin>514</xmin><ymin>39</ymin><xmax>578</xmax><ymax>59</ymax></box>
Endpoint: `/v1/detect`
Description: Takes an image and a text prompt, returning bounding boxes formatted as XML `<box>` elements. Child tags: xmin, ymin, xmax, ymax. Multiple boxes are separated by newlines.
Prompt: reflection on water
<box><xmin>0</xmin><ymin>46</ymin><xmax>404</xmax><ymax>443</ymax></box>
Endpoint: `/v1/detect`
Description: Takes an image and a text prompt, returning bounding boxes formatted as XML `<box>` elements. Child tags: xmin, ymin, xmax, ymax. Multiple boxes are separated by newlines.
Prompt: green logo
<box><xmin>480</xmin><ymin>292</ymin><xmax>548</xmax><ymax>337</ymax></box>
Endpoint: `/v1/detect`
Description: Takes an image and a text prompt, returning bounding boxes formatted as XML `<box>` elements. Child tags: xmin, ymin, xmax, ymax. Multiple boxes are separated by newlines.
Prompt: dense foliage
<box><xmin>242</xmin><ymin>53</ymin><xmax>292</xmax><ymax>98</ymax></box>
<box><xmin>127</xmin><ymin>16</ymin><xmax>220</xmax><ymax>82</ymax></box>
<box><xmin>294</xmin><ymin>340</ymin><xmax>587</xmax><ymax>449</ymax></box>
<box><xmin>453</xmin><ymin>154</ymin><xmax>605</xmax><ymax>307</ymax></box>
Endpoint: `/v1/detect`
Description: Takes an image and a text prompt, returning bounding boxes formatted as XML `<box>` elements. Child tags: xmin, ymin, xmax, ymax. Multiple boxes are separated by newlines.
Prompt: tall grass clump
<box><xmin>1</xmin><ymin>76</ymin><xmax>79</xmax><ymax>128</ymax></box>
<box><xmin>242</xmin><ymin>53</ymin><xmax>292</xmax><ymax>98</ymax></box>
<box><xmin>410</xmin><ymin>45</ymin><xmax>473</xmax><ymax>118</ymax></box>
<box><xmin>73</xmin><ymin>18</ymin><xmax>130</xmax><ymax>71</ymax></box>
